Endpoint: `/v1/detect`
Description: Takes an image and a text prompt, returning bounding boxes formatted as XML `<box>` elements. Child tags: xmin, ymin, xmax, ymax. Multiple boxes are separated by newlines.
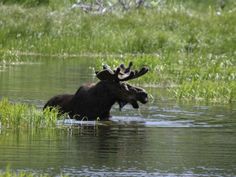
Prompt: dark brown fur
<box><xmin>43</xmin><ymin>63</ymin><xmax>148</xmax><ymax>120</ymax></box>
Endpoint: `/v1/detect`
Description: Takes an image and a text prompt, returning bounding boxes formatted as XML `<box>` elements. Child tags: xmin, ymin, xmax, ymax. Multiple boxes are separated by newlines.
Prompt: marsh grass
<box><xmin>0</xmin><ymin>166</ymin><xmax>66</xmax><ymax>177</ymax></box>
<box><xmin>0</xmin><ymin>1</ymin><xmax>235</xmax><ymax>103</ymax></box>
<box><xmin>1</xmin><ymin>1</ymin><xmax>235</xmax><ymax>56</ymax></box>
<box><xmin>0</xmin><ymin>169</ymin><xmax>46</xmax><ymax>177</ymax></box>
<box><xmin>0</xmin><ymin>98</ymin><xmax>63</xmax><ymax>129</ymax></box>
<box><xmin>97</xmin><ymin>53</ymin><xmax>236</xmax><ymax>103</ymax></box>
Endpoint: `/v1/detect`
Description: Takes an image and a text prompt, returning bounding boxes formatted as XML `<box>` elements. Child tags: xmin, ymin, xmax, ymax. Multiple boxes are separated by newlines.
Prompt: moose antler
<box><xmin>119</xmin><ymin>62</ymin><xmax>133</xmax><ymax>74</ymax></box>
<box><xmin>96</xmin><ymin>62</ymin><xmax>148</xmax><ymax>82</ymax></box>
<box><xmin>118</xmin><ymin>66</ymin><xmax>149</xmax><ymax>81</ymax></box>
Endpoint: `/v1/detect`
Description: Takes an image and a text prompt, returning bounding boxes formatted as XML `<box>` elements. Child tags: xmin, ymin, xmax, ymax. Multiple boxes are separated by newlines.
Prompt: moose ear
<box><xmin>96</xmin><ymin>69</ymin><xmax>114</xmax><ymax>81</ymax></box>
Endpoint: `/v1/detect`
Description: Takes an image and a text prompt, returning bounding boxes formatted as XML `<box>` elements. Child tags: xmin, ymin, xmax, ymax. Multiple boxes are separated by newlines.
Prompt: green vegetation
<box><xmin>98</xmin><ymin>54</ymin><xmax>236</xmax><ymax>103</ymax></box>
<box><xmin>0</xmin><ymin>167</ymin><xmax>66</xmax><ymax>177</ymax></box>
<box><xmin>0</xmin><ymin>98</ymin><xmax>63</xmax><ymax>129</ymax></box>
<box><xmin>0</xmin><ymin>0</ymin><xmax>235</xmax><ymax>103</ymax></box>
<box><xmin>0</xmin><ymin>170</ymin><xmax>49</xmax><ymax>177</ymax></box>
<box><xmin>1</xmin><ymin>1</ymin><xmax>235</xmax><ymax>56</ymax></box>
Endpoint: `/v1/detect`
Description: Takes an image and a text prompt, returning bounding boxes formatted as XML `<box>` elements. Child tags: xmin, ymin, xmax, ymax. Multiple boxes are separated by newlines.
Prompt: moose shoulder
<box><xmin>43</xmin><ymin>62</ymin><xmax>149</xmax><ymax>120</ymax></box>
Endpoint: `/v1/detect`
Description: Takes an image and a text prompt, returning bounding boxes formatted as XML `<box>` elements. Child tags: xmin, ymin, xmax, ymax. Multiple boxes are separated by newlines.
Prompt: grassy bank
<box><xmin>97</xmin><ymin>53</ymin><xmax>235</xmax><ymax>103</ymax></box>
<box><xmin>0</xmin><ymin>1</ymin><xmax>235</xmax><ymax>103</ymax></box>
<box><xmin>0</xmin><ymin>1</ymin><xmax>235</xmax><ymax>56</ymax></box>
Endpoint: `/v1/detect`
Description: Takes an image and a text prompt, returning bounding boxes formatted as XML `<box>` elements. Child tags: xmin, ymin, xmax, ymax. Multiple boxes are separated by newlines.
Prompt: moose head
<box><xmin>43</xmin><ymin>62</ymin><xmax>149</xmax><ymax>120</ymax></box>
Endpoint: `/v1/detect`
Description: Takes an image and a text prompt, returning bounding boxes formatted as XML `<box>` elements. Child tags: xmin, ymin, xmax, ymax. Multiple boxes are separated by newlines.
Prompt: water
<box><xmin>0</xmin><ymin>57</ymin><xmax>236</xmax><ymax>176</ymax></box>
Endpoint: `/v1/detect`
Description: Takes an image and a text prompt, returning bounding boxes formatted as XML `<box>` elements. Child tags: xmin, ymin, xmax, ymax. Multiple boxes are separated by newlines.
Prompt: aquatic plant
<box><xmin>0</xmin><ymin>98</ymin><xmax>63</xmax><ymax>129</ymax></box>
<box><xmin>0</xmin><ymin>166</ymin><xmax>66</xmax><ymax>177</ymax></box>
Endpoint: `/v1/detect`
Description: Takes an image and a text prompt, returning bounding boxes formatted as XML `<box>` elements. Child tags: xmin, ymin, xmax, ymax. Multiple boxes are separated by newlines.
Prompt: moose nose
<box><xmin>144</xmin><ymin>96</ymin><xmax>148</xmax><ymax>103</ymax></box>
<box><xmin>140</xmin><ymin>92</ymin><xmax>148</xmax><ymax>103</ymax></box>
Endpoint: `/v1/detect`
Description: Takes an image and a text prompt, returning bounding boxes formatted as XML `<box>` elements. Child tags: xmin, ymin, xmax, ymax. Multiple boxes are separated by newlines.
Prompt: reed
<box><xmin>0</xmin><ymin>166</ymin><xmax>66</xmax><ymax>177</ymax></box>
<box><xmin>0</xmin><ymin>98</ymin><xmax>63</xmax><ymax>129</ymax></box>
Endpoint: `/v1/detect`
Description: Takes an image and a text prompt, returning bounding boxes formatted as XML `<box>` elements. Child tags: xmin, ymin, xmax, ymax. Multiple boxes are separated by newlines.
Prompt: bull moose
<box><xmin>43</xmin><ymin>62</ymin><xmax>149</xmax><ymax>120</ymax></box>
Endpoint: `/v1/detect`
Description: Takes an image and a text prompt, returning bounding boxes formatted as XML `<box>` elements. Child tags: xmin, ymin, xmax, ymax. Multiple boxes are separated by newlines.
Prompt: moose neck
<box><xmin>94</xmin><ymin>81</ymin><xmax>117</xmax><ymax>110</ymax></box>
<box><xmin>71</xmin><ymin>80</ymin><xmax>117</xmax><ymax>120</ymax></box>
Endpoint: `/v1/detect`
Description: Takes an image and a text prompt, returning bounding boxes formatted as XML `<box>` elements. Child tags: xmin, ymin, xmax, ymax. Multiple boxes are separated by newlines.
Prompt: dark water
<box><xmin>0</xmin><ymin>57</ymin><xmax>236</xmax><ymax>176</ymax></box>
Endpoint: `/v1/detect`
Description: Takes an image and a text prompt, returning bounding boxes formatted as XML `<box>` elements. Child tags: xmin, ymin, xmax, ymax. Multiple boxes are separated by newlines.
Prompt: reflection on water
<box><xmin>0</xmin><ymin>57</ymin><xmax>236</xmax><ymax>176</ymax></box>
<box><xmin>0</xmin><ymin>57</ymin><xmax>96</xmax><ymax>103</ymax></box>
<box><xmin>0</xmin><ymin>126</ymin><xmax>236</xmax><ymax>176</ymax></box>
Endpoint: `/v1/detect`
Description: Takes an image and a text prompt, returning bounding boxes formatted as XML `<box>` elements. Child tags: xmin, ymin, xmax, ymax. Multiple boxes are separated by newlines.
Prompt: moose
<box><xmin>43</xmin><ymin>62</ymin><xmax>149</xmax><ymax>120</ymax></box>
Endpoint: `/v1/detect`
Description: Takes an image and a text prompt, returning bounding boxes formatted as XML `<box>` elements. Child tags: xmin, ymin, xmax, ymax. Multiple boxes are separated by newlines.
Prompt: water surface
<box><xmin>0</xmin><ymin>57</ymin><xmax>236</xmax><ymax>176</ymax></box>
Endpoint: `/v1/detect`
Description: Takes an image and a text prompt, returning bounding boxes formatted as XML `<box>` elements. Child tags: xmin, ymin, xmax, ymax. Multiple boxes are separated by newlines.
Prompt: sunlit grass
<box><xmin>97</xmin><ymin>53</ymin><xmax>236</xmax><ymax>103</ymax></box>
<box><xmin>0</xmin><ymin>1</ymin><xmax>235</xmax><ymax>103</ymax></box>
<box><xmin>0</xmin><ymin>166</ymin><xmax>66</xmax><ymax>177</ymax></box>
<box><xmin>0</xmin><ymin>170</ymin><xmax>47</xmax><ymax>177</ymax></box>
<box><xmin>0</xmin><ymin>98</ymin><xmax>63</xmax><ymax>129</ymax></box>
<box><xmin>0</xmin><ymin>2</ymin><xmax>235</xmax><ymax>56</ymax></box>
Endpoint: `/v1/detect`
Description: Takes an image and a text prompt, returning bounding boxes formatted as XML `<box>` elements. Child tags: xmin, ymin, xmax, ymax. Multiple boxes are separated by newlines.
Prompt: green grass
<box><xmin>97</xmin><ymin>53</ymin><xmax>236</xmax><ymax>103</ymax></box>
<box><xmin>0</xmin><ymin>1</ymin><xmax>235</xmax><ymax>56</ymax></box>
<box><xmin>0</xmin><ymin>98</ymin><xmax>63</xmax><ymax>129</ymax></box>
<box><xmin>0</xmin><ymin>1</ymin><xmax>235</xmax><ymax>103</ymax></box>
<box><xmin>0</xmin><ymin>167</ymin><xmax>66</xmax><ymax>177</ymax></box>
<box><xmin>0</xmin><ymin>170</ymin><xmax>49</xmax><ymax>177</ymax></box>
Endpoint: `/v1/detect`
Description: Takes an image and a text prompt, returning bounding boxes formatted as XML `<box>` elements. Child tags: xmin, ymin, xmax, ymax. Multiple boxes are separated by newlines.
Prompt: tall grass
<box><xmin>0</xmin><ymin>169</ymin><xmax>47</xmax><ymax>177</ymax></box>
<box><xmin>0</xmin><ymin>98</ymin><xmax>63</xmax><ymax>129</ymax></box>
<box><xmin>0</xmin><ymin>1</ymin><xmax>235</xmax><ymax>103</ymax></box>
<box><xmin>97</xmin><ymin>54</ymin><xmax>236</xmax><ymax>103</ymax></box>
<box><xmin>0</xmin><ymin>166</ymin><xmax>66</xmax><ymax>177</ymax></box>
<box><xmin>0</xmin><ymin>1</ymin><xmax>235</xmax><ymax>56</ymax></box>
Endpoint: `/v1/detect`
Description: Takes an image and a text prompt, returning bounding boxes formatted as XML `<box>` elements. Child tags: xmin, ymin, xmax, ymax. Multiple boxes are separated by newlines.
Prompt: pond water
<box><xmin>0</xmin><ymin>57</ymin><xmax>236</xmax><ymax>176</ymax></box>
